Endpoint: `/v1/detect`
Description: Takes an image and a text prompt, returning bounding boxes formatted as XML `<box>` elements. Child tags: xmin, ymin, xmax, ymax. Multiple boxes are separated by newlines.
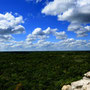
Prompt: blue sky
<box><xmin>0</xmin><ymin>0</ymin><xmax>90</xmax><ymax>51</ymax></box>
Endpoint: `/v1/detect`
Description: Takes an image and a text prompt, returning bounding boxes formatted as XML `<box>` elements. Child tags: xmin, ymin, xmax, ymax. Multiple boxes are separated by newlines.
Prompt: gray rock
<box><xmin>61</xmin><ymin>71</ymin><xmax>90</xmax><ymax>90</ymax></box>
<box><xmin>84</xmin><ymin>72</ymin><xmax>90</xmax><ymax>78</ymax></box>
<box><xmin>62</xmin><ymin>85</ymin><xmax>72</xmax><ymax>90</ymax></box>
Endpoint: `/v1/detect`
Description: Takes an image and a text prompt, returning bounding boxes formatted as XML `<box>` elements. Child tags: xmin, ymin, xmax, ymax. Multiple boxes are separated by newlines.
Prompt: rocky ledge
<box><xmin>62</xmin><ymin>71</ymin><xmax>90</xmax><ymax>90</ymax></box>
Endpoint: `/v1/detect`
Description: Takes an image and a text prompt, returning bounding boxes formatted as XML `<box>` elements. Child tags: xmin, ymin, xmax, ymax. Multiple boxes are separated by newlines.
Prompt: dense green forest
<box><xmin>0</xmin><ymin>51</ymin><xmax>90</xmax><ymax>90</ymax></box>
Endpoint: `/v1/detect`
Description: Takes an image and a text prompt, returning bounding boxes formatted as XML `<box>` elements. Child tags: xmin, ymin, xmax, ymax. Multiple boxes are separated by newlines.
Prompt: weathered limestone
<box><xmin>62</xmin><ymin>71</ymin><xmax>90</xmax><ymax>90</ymax></box>
<box><xmin>84</xmin><ymin>72</ymin><xmax>90</xmax><ymax>78</ymax></box>
<box><xmin>62</xmin><ymin>85</ymin><xmax>72</xmax><ymax>90</ymax></box>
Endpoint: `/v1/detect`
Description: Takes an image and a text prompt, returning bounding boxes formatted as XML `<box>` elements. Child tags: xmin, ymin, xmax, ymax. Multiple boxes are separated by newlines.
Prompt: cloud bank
<box><xmin>0</xmin><ymin>26</ymin><xmax>90</xmax><ymax>51</ymax></box>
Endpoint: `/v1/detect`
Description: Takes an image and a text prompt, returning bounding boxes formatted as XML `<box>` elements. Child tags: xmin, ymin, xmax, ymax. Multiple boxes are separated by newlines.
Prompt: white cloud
<box><xmin>54</xmin><ymin>31</ymin><xmax>67</xmax><ymax>39</ymax></box>
<box><xmin>32</xmin><ymin>28</ymin><xmax>45</xmax><ymax>35</ymax></box>
<box><xmin>0</xmin><ymin>12</ymin><xmax>25</xmax><ymax>35</ymax></box>
<box><xmin>42</xmin><ymin>0</ymin><xmax>90</xmax><ymax>37</ymax></box>
<box><xmin>42</xmin><ymin>0</ymin><xmax>75</xmax><ymax>15</ymax></box>
<box><xmin>26</xmin><ymin>34</ymin><xmax>49</xmax><ymax>42</ymax></box>
<box><xmin>26</xmin><ymin>27</ymin><xmax>67</xmax><ymax>42</ymax></box>
<box><xmin>0</xmin><ymin>35</ymin><xmax>14</xmax><ymax>42</ymax></box>
<box><xmin>68</xmin><ymin>23</ymin><xmax>90</xmax><ymax>37</ymax></box>
<box><xmin>36</xmin><ymin>40</ymin><xmax>53</xmax><ymax>48</ymax></box>
<box><xmin>43</xmin><ymin>27</ymin><xmax>58</xmax><ymax>34</ymax></box>
<box><xmin>0</xmin><ymin>12</ymin><xmax>25</xmax><ymax>44</ymax></box>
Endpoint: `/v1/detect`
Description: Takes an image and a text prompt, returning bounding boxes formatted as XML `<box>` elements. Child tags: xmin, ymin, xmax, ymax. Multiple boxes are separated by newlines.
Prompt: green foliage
<box><xmin>0</xmin><ymin>51</ymin><xmax>90</xmax><ymax>90</ymax></box>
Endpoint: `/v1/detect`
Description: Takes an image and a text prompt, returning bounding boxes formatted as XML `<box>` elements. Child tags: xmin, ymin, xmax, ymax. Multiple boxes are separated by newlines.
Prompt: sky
<box><xmin>0</xmin><ymin>0</ymin><xmax>90</xmax><ymax>51</ymax></box>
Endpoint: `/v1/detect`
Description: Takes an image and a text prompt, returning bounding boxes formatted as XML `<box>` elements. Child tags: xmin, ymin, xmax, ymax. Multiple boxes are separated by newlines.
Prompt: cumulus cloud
<box><xmin>68</xmin><ymin>23</ymin><xmax>90</xmax><ymax>37</ymax></box>
<box><xmin>26</xmin><ymin>27</ymin><xmax>67</xmax><ymax>42</ymax></box>
<box><xmin>0</xmin><ymin>35</ymin><xmax>14</xmax><ymax>42</ymax></box>
<box><xmin>36</xmin><ymin>40</ymin><xmax>54</xmax><ymax>49</ymax></box>
<box><xmin>26</xmin><ymin>34</ymin><xmax>49</xmax><ymax>41</ymax></box>
<box><xmin>0</xmin><ymin>12</ymin><xmax>25</xmax><ymax>44</ymax></box>
<box><xmin>32</xmin><ymin>28</ymin><xmax>45</xmax><ymax>35</ymax></box>
<box><xmin>0</xmin><ymin>12</ymin><xmax>25</xmax><ymax>35</ymax></box>
<box><xmin>54</xmin><ymin>31</ymin><xmax>67</xmax><ymax>39</ymax></box>
<box><xmin>42</xmin><ymin>0</ymin><xmax>90</xmax><ymax>37</ymax></box>
<box><xmin>42</xmin><ymin>0</ymin><xmax>75</xmax><ymax>15</ymax></box>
